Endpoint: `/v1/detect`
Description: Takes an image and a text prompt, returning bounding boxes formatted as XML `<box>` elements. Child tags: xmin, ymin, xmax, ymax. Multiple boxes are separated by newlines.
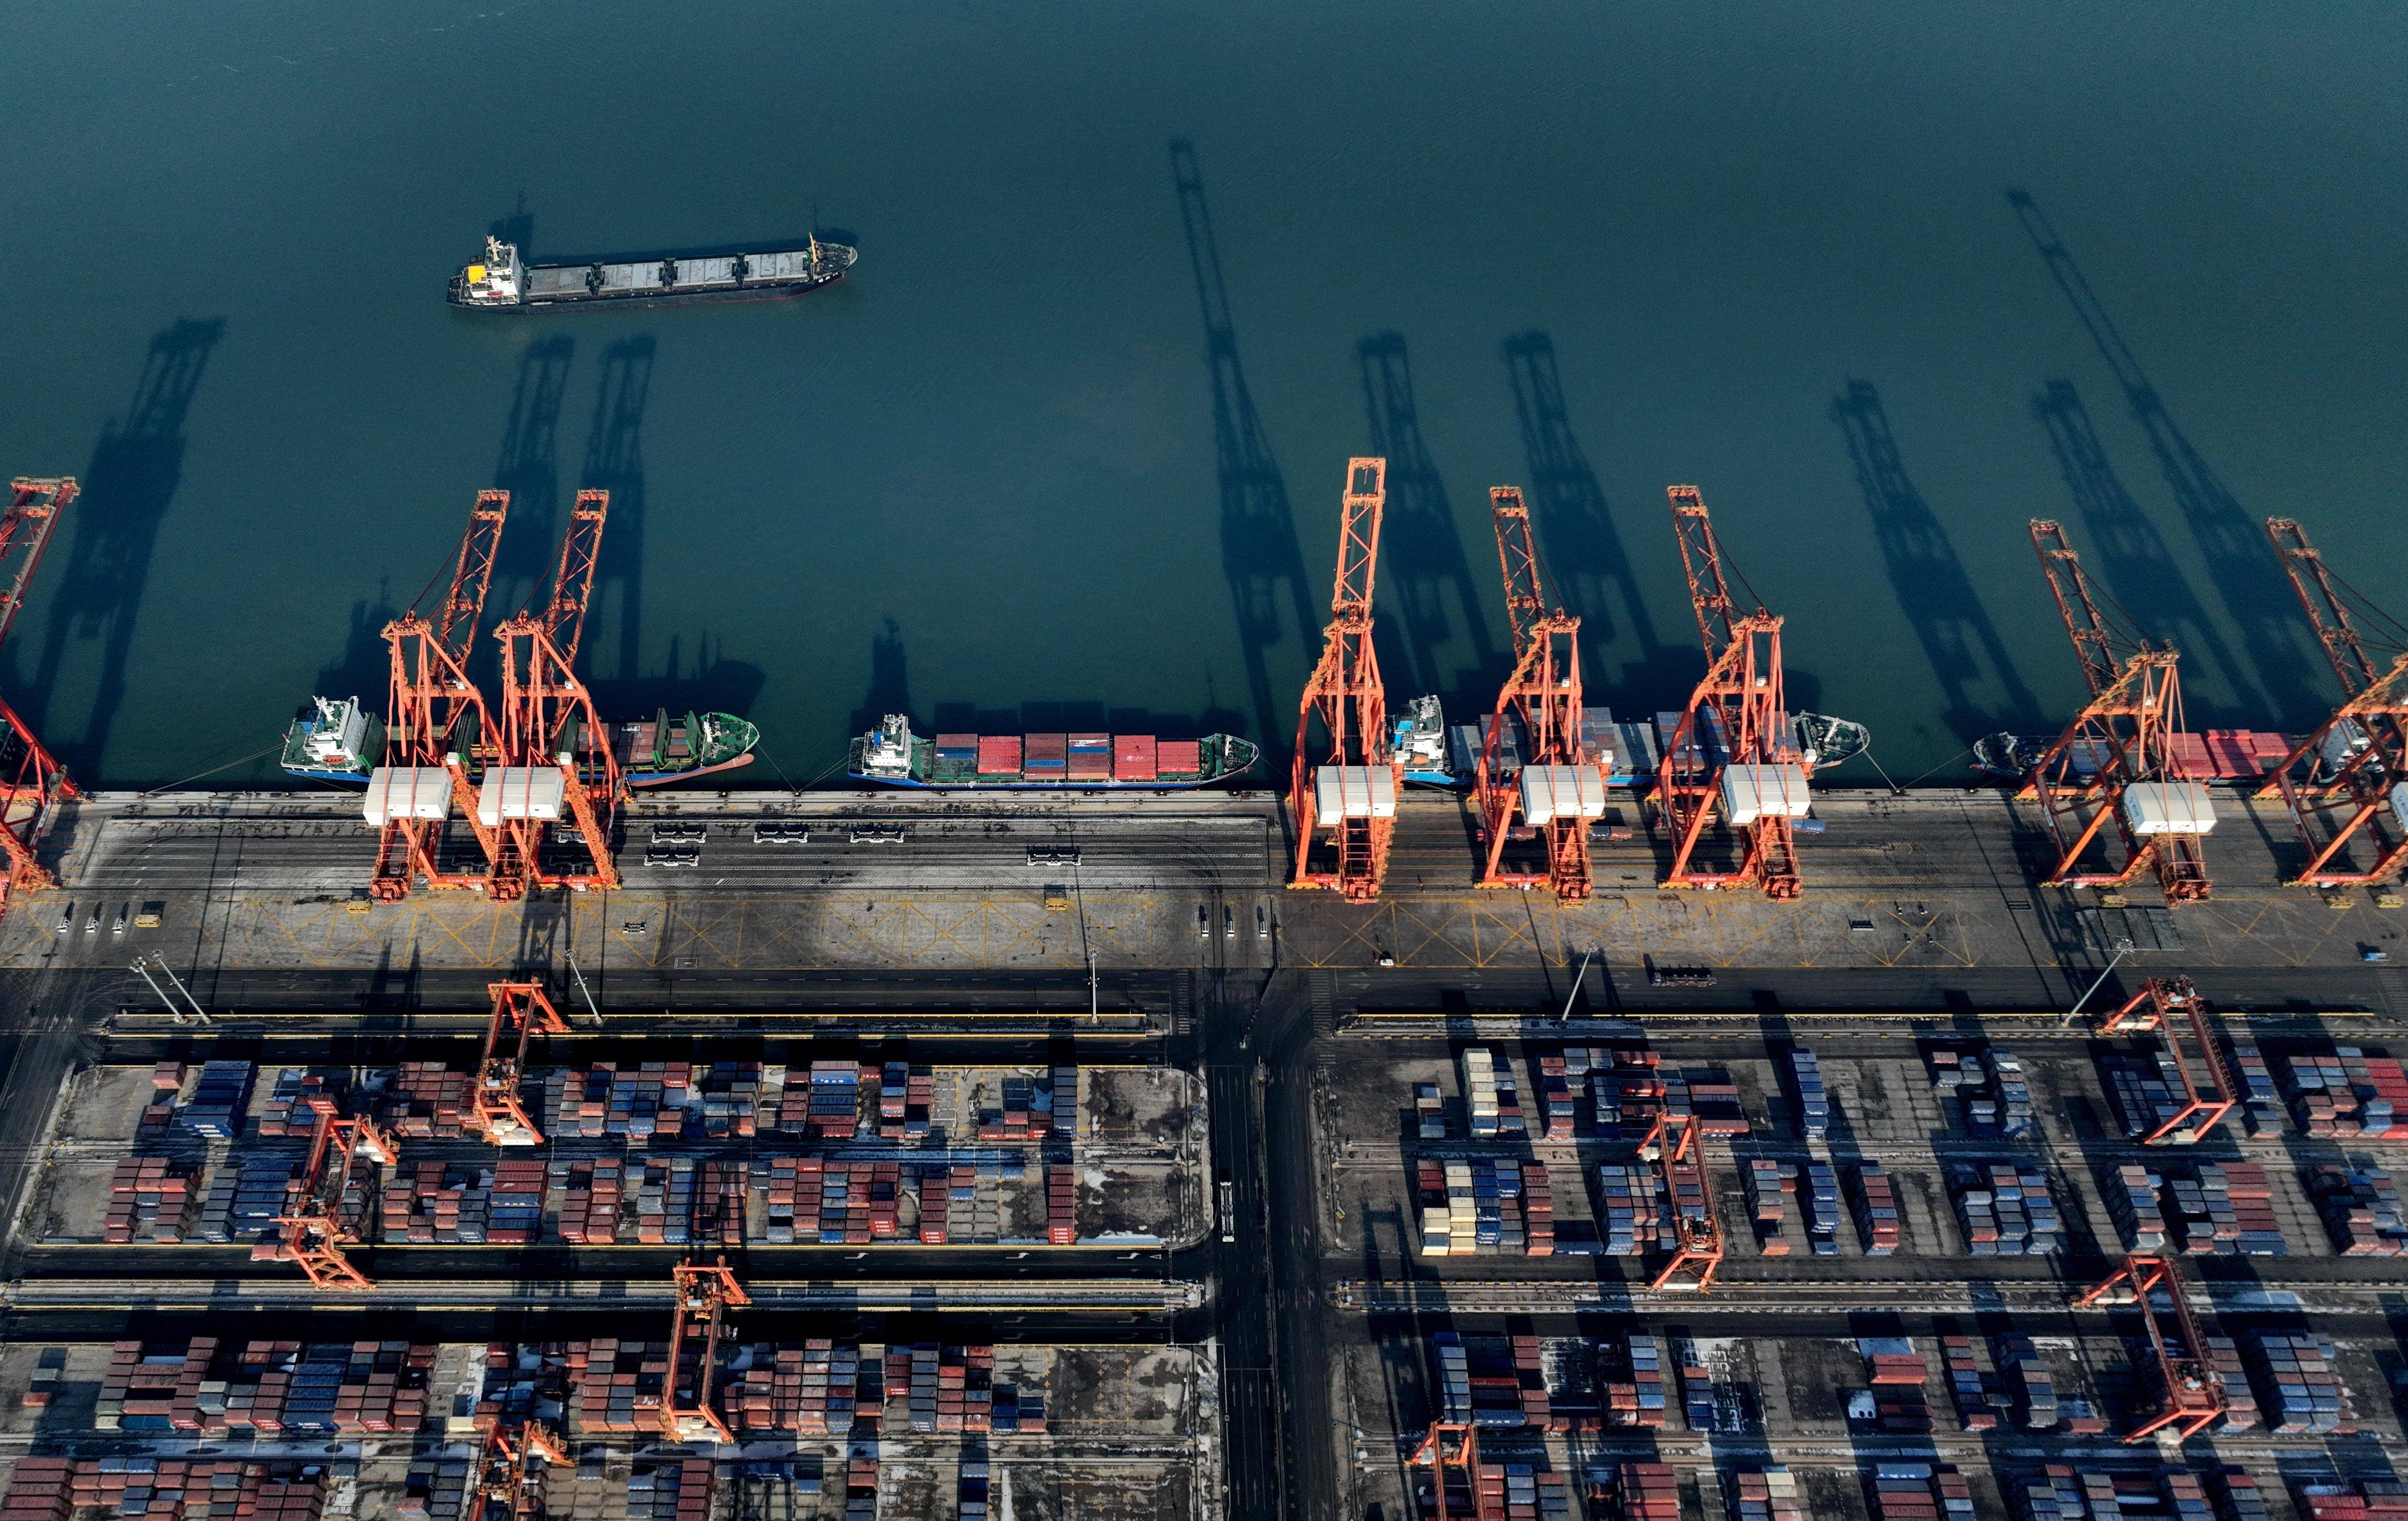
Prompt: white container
<box><xmin>1719</xmin><ymin>762</ymin><xmax>1811</xmax><ymax>826</ymax></box>
<box><xmin>1520</xmin><ymin>763</ymin><xmax>1608</xmax><ymax>824</ymax></box>
<box><xmin>2120</xmin><ymin>780</ymin><xmax>2217</xmax><ymax>836</ymax></box>
<box><xmin>1313</xmin><ymin>764</ymin><xmax>1397</xmax><ymax>820</ymax></box>
<box><xmin>2389</xmin><ymin>780</ymin><xmax>2408</xmax><ymax>835</ymax></box>
<box><xmin>476</xmin><ymin>766</ymin><xmax>568</xmax><ymax>828</ymax></box>
<box><xmin>363</xmin><ymin>766</ymin><xmax>452</xmax><ymax>826</ymax></box>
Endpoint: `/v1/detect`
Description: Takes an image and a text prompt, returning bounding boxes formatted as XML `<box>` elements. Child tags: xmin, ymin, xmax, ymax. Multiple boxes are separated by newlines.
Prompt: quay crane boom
<box><xmin>0</xmin><ymin>478</ymin><xmax>78</xmax><ymax>909</ymax></box>
<box><xmin>2018</xmin><ymin>520</ymin><xmax>2213</xmax><ymax>903</ymax></box>
<box><xmin>1474</xmin><ymin>486</ymin><xmax>1602</xmax><ymax>898</ymax></box>
<box><xmin>493</xmin><ymin>490</ymin><xmax>621</xmax><ymax>894</ymax></box>
<box><xmin>661</xmin><ymin>1257</ymin><xmax>750</xmax><ymax>1444</ymax></box>
<box><xmin>2077</xmin><ymin>1252</ymin><xmax>2227</xmax><ymax>1441</ymax></box>
<box><xmin>367</xmin><ymin>490</ymin><xmax>514</xmax><ymax>902</ymax></box>
<box><xmin>466</xmin><ymin>980</ymin><xmax>570</xmax><ymax>1147</ymax></box>
<box><xmin>1289</xmin><ymin>458</ymin><xmax>1396</xmax><ymax>901</ymax></box>
<box><xmin>1654</xmin><ymin>487</ymin><xmax>1808</xmax><ymax>898</ymax></box>
<box><xmin>270</xmin><ymin>1109</ymin><xmax>397</xmax><ymax>1291</ymax></box>
<box><xmin>2257</xmin><ymin>517</ymin><xmax>2408</xmax><ymax>886</ymax></box>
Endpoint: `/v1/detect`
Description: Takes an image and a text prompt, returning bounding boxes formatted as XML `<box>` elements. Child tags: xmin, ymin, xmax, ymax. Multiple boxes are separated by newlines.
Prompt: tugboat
<box><xmin>449</xmin><ymin>233</ymin><xmax>856</xmax><ymax>312</ymax></box>
<box><xmin>1792</xmin><ymin>712</ymin><xmax>1871</xmax><ymax>770</ymax></box>
<box><xmin>1974</xmin><ymin>732</ymin><xmax>2052</xmax><ymax>780</ymax></box>
<box><xmin>847</xmin><ymin>714</ymin><xmax>1257</xmax><ymax>790</ymax></box>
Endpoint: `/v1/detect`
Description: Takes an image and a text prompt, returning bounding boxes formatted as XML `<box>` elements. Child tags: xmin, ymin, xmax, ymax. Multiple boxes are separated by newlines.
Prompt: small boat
<box><xmin>1974</xmin><ymin>732</ymin><xmax>2051</xmax><ymax>779</ymax></box>
<box><xmin>1792</xmin><ymin>712</ymin><xmax>1870</xmax><ymax>770</ymax></box>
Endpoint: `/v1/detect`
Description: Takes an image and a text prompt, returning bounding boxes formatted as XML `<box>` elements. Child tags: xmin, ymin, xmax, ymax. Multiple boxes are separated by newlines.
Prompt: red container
<box><xmin>975</xmin><ymin>735</ymin><xmax>1023</xmax><ymax>774</ymax></box>
<box><xmin>1114</xmin><ymin>734</ymin><xmax>1158</xmax><ymax>780</ymax></box>
<box><xmin>1024</xmin><ymin>733</ymin><xmax>1068</xmax><ymax>767</ymax></box>
<box><xmin>1157</xmin><ymin>738</ymin><xmax>1202</xmax><ymax>775</ymax></box>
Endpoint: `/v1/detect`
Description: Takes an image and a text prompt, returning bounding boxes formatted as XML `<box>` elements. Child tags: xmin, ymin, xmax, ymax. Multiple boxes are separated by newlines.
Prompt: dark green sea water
<box><xmin>3</xmin><ymin>3</ymin><xmax>2403</xmax><ymax>788</ymax></box>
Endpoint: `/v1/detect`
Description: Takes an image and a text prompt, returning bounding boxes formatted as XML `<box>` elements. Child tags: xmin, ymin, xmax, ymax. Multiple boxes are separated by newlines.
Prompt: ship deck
<box><xmin>522</xmin><ymin>245</ymin><xmax>835</xmax><ymax>300</ymax></box>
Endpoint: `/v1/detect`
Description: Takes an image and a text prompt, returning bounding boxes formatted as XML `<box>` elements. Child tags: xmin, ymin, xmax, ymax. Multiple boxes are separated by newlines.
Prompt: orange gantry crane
<box><xmin>491</xmin><ymin>489</ymin><xmax>621</xmax><ymax>895</ymax></box>
<box><xmin>465</xmin><ymin>981</ymin><xmax>570</xmax><ymax>1147</ymax></box>
<box><xmin>1289</xmin><ymin>458</ymin><xmax>1397</xmax><ymax>901</ymax></box>
<box><xmin>2077</xmin><ymin>1252</ymin><xmax>2227</xmax><ymax>1441</ymax></box>
<box><xmin>368</xmin><ymin>489</ymin><xmax>514</xmax><ymax>901</ymax></box>
<box><xmin>1473</xmin><ymin>486</ymin><xmax>1602</xmax><ymax>899</ymax></box>
<box><xmin>2018</xmin><ymin>520</ymin><xmax>2214</xmax><ymax>903</ymax></box>
<box><xmin>661</xmin><ymin>1257</ymin><xmax>750</xmax><ymax>1444</ymax></box>
<box><xmin>1654</xmin><ymin>487</ymin><xmax>1809</xmax><ymax>899</ymax></box>
<box><xmin>1410</xmin><ymin>1422</ymin><xmax>1502</xmax><ymax>1521</ymax></box>
<box><xmin>1639</xmin><ymin>1112</ymin><xmax>1724</xmax><ymax>1291</ymax></box>
<box><xmin>471</xmin><ymin>1419</ymin><xmax>566</xmax><ymax>1521</ymax></box>
<box><xmin>0</xmin><ymin>478</ymin><xmax>78</xmax><ymax>910</ymax></box>
<box><xmin>2258</xmin><ymin>517</ymin><xmax>2408</xmax><ymax>887</ymax></box>
<box><xmin>2096</xmin><ymin>976</ymin><xmax>2238</xmax><ymax>1145</ymax></box>
<box><xmin>270</xmin><ymin>1108</ymin><xmax>398</xmax><ymax>1291</ymax></box>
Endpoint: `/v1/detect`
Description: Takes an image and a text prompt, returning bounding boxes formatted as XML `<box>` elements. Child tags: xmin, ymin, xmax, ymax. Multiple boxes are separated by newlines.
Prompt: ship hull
<box><xmin>845</xmin><ymin>771</ymin><xmax>1242</xmax><ymax>792</ymax></box>
<box><xmin>281</xmin><ymin>754</ymin><xmax>757</xmax><ymax>790</ymax></box>
<box><xmin>847</xmin><ymin>731</ymin><xmax>1259</xmax><ymax>790</ymax></box>
<box><xmin>450</xmin><ymin>272</ymin><xmax>846</xmax><ymax>313</ymax></box>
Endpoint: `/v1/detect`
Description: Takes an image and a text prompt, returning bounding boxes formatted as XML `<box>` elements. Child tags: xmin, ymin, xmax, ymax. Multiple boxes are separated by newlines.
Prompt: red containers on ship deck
<box><xmin>1023</xmin><ymin>733</ymin><xmax>1068</xmax><ymax>777</ymax></box>
<box><xmin>1067</xmin><ymin>733</ymin><xmax>1112</xmax><ymax>779</ymax></box>
<box><xmin>1114</xmin><ymin>735</ymin><xmax>1158</xmax><ymax>781</ymax></box>
<box><xmin>1157</xmin><ymin>738</ymin><xmax>1202</xmax><ymax>776</ymax></box>
<box><xmin>977</xmin><ymin>735</ymin><xmax>1023</xmax><ymax>776</ymax></box>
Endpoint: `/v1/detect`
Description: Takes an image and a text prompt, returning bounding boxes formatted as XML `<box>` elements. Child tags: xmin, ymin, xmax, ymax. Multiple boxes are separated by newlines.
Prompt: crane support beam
<box><xmin>1410</xmin><ymin>1422</ymin><xmax>1501</xmax><ymax>1521</ymax></box>
<box><xmin>1655</xmin><ymin>487</ymin><xmax>1804</xmax><ymax>900</ymax></box>
<box><xmin>2017</xmin><ymin>521</ymin><xmax>2212</xmax><ymax>904</ymax></box>
<box><xmin>1475</xmin><ymin>486</ymin><xmax>1595</xmax><ymax>899</ymax></box>
<box><xmin>494</xmin><ymin>619</ymin><xmax>623</xmax><ymax>895</ymax></box>
<box><xmin>2256</xmin><ymin>517</ymin><xmax>2408</xmax><ymax>886</ymax></box>
<box><xmin>271</xmin><ymin>1111</ymin><xmax>397</xmax><ymax>1292</ymax></box>
<box><xmin>2097</xmin><ymin>976</ymin><xmax>2238</xmax><ymax>1144</ymax></box>
<box><xmin>472</xmin><ymin>1419</ymin><xmax>566</xmax><ymax>1521</ymax></box>
<box><xmin>539</xmin><ymin>489</ymin><xmax>609</xmax><ymax>667</ymax></box>
<box><xmin>0</xmin><ymin>478</ymin><xmax>78</xmax><ymax>908</ymax></box>
<box><xmin>2077</xmin><ymin>1253</ymin><xmax>2227</xmax><ymax>1442</ymax></box>
<box><xmin>468</xmin><ymin>981</ymin><xmax>570</xmax><ymax>1146</ymax></box>
<box><xmin>1640</xmin><ymin>1113</ymin><xmax>1724</xmax><ymax>1291</ymax></box>
<box><xmin>662</xmin><ymin>1258</ymin><xmax>751</xmax><ymax>1444</ymax></box>
<box><xmin>1289</xmin><ymin>458</ymin><xmax>1397</xmax><ymax>901</ymax></box>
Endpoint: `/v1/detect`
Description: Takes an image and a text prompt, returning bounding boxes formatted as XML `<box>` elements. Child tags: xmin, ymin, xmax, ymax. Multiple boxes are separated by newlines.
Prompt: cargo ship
<box><xmin>1393</xmin><ymin>695</ymin><xmax>1867</xmax><ymax>787</ymax></box>
<box><xmin>1975</xmin><ymin>726</ymin><xmax>2308</xmax><ymax>782</ymax></box>
<box><xmin>847</xmin><ymin>715</ymin><xmax>1258</xmax><ymax>790</ymax></box>
<box><xmin>282</xmin><ymin>696</ymin><xmax>758</xmax><ymax>789</ymax></box>
<box><xmin>448</xmin><ymin>233</ymin><xmax>856</xmax><ymax>312</ymax></box>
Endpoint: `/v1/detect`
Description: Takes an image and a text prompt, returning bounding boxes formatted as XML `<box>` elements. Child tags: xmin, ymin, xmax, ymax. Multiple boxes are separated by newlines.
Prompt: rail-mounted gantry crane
<box><xmin>470</xmin><ymin>1418</ymin><xmax>566</xmax><ymax>1521</ymax></box>
<box><xmin>368</xmin><ymin>490</ymin><xmax>513</xmax><ymax>901</ymax></box>
<box><xmin>492</xmin><ymin>489</ymin><xmax>621</xmax><ymax>895</ymax></box>
<box><xmin>2018</xmin><ymin>520</ymin><xmax>2214</xmax><ymax>903</ymax></box>
<box><xmin>1654</xmin><ymin>487</ymin><xmax>1810</xmax><ymax>899</ymax></box>
<box><xmin>2096</xmin><ymin>976</ymin><xmax>2237</xmax><ymax>1145</ymax></box>
<box><xmin>1410</xmin><ymin>1422</ymin><xmax>1502</xmax><ymax>1521</ymax></box>
<box><xmin>2257</xmin><ymin>517</ymin><xmax>2408</xmax><ymax>887</ymax></box>
<box><xmin>661</xmin><ymin>1257</ymin><xmax>750</xmax><ymax>1444</ymax></box>
<box><xmin>464</xmin><ymin>981</ymin><xmax>570</xmax><ymax>1147</ymax></box>
<box><xmin>269</xmin><ymin>1108</ymin><xmax>398</xmax><ymax>1291</ymax></box>
<box><xmin>0</xmin><ymin>478</ymin><xmax>78</xmax><ymax>911</ymax></box>
<box><xmin>1639</xmin><ymin>1112</ymin><xmax>1724</xmax><ymax>1291</ymax></box>
<box><xmin>1289</xmin><ymin>458</ymin><xmax>1396</xmax><ymax>901</ymax></box>
<box><xmin>2078</xmin><ymin>1252</ymin><xmax>2228</xmax><ymax>1441</ymax></box>
<box><xmin>1473</xmin><ymin>486</ymin><xmax>1603</xmax><ymax>899</ymax></box>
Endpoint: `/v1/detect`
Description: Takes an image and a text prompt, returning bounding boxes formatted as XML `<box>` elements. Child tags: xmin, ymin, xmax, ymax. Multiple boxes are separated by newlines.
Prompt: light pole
<box><xmin>2061</xmin><ymin>936</ymin><xmax>2136</xmax><ymax>1027</ymax></box>
<box><xmin>1560</xmin><ymin>946</ymin><xmax>1597</xmax><ymax>1022</ymax></box>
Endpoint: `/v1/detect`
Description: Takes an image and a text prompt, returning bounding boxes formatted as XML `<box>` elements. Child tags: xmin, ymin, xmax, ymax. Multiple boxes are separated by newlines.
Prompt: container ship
<box><xmin>448</xmin><ymin>233</ymin><xmax>856</xmax><ymax>312</ymax></box>
<box><xmin>1392</xmin><ymin>695</ymin><xmax>1869</xmax><ymax>787</ymax></box>
<box><xmin>282</xmin><ymin>696</ymin><xmax>757</xmax><ymax>789</ymax></box>
<box><xmin>848</xmin><ymin>715</ymin><xmax>1258</xmax><ymax>790</ymax></box>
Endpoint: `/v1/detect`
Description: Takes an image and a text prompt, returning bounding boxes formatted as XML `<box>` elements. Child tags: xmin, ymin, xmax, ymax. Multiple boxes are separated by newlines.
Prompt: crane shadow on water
<box><xmin>1499</xmin><ymin>333</ymin><xmax>1686</xmax><ymax>714</ymax></box>
<box><xmin>2029</xmin><ymin>377</ymin><xmax>2255</xmax><ymax>726</ymax></box>
<box><xmin>2007</xmin><ymin>190</ymin><xmax>2327</xmax><ymax>728</ymax></box>
<box><xmin>1830</xmin><ymin>378</ymin><xmax>2043</xmax><ymax>747</ymax></box>
<box><xmin>1173</xmin><ymin>140</ymin><xmax>1319</xmax><ymax>775</ymax></box>
<box><xmin>15</xmin><ymin>317</ymin><xmax>225</xmax><ymax>784</ymax></box>
<box><xmin>490</xmin><ymin>335</ymin><xmax>576</xmax><ymax>621</ymax></box>
<box><xmin>1357</xmin><ymin>333</ymin><xmax>1504</xmax><ymax>718</ymax></box>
